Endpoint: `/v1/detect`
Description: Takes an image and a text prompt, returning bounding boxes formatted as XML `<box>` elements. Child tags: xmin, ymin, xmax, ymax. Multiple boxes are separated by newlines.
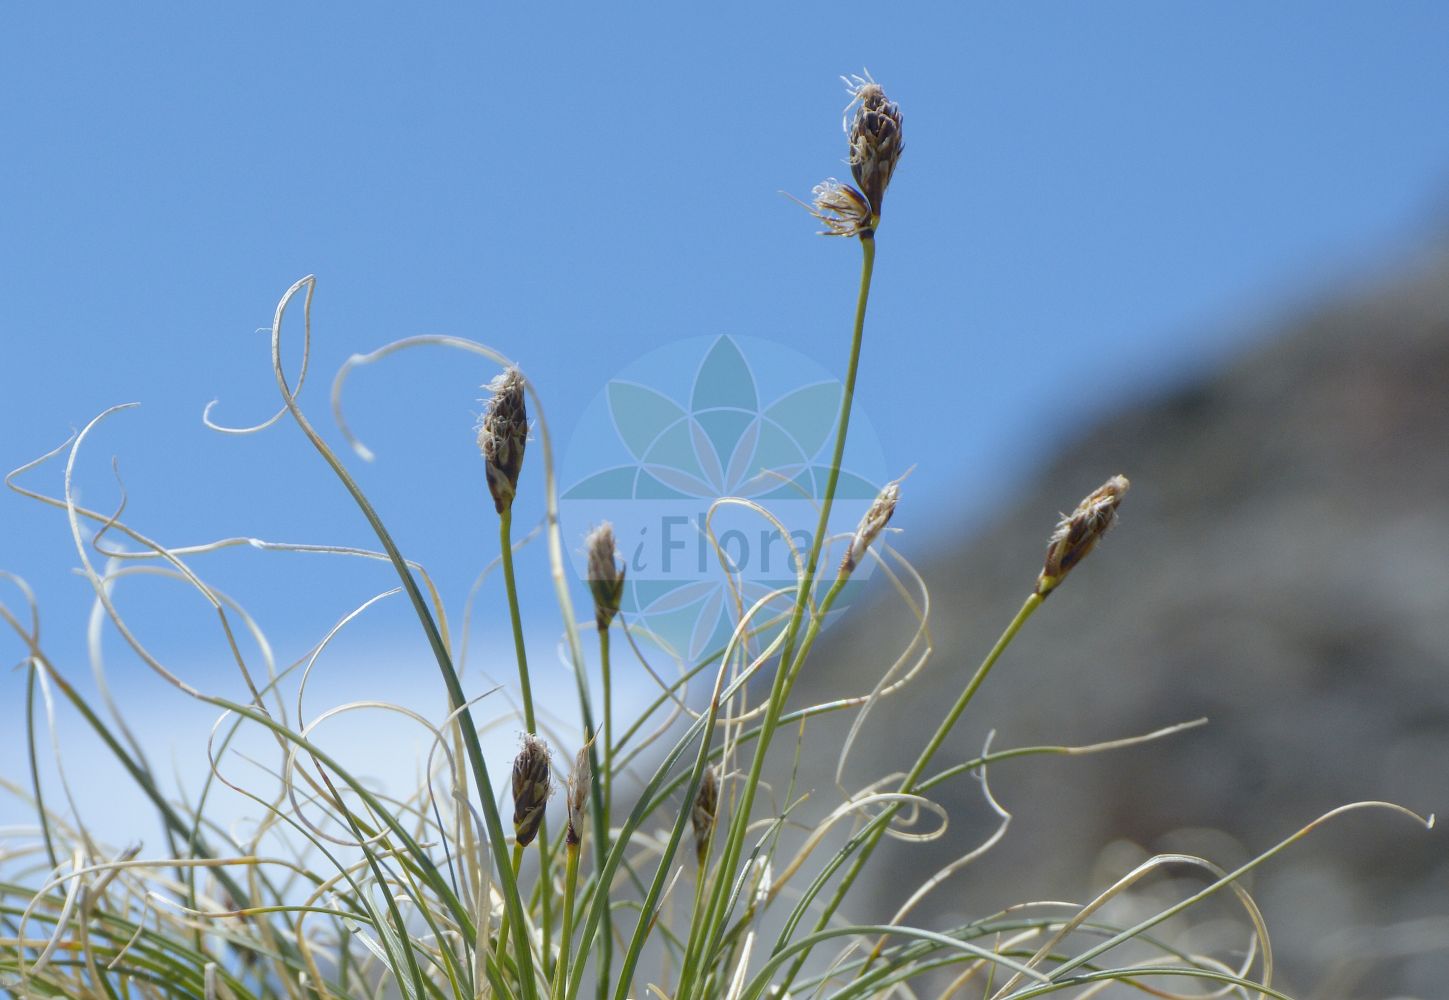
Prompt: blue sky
<box><xmin>4</xmin><ymin>5</ymin><xmax>1449</xmax><ymax>829</ymax></box>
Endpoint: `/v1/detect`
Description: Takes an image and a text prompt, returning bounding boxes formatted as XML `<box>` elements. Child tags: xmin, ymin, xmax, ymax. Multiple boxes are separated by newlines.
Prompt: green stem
<box><xmin>496</xmin><ymin>841</ymin><xmax>526</xmax><ymax>967</ymax></box>
<box><xmin>600</xmin><ymin>572</ymin><xmax>778</xmax><ymax>1000</ymax></box>
<box><xmin>676</xmin><ymin>577</ymin><xmax>846</xmax><ymax>965</ymax></box>
<box><xmin>499</xmin><ymin>509</ymin><xmax>538</xmax><ymax>732</ymax></box>
<box><xmin>773</xmin><ymin>593</ymin><xmax>1043</xmax><ymax>993</ymax></box>
<box><xmin>772</xmin><ymin>233</ymin><xmax>877</xmax><ymax>693</ymax></box>
<box><xmin>683</xmin><ymin>232</ymin><xmax>875</xmax><ymax>1000</ymax></box>
<box><xmin>597</xmin><ymin>625</ymin><xmax>615</xmax><ymax>1000</ymax></box>
<box><xmin>609</xmin><ymin>691</ymin><xmax>725</xmax><ymax>1000</ymax></box>
<box><xmin>500</xmin><ymin>507</ymin><xmax>554</xmax><ymax>964</ymax></box>
<box><xmin>555</xmin><ymin>634</ymin><xmax>611</xmax><ymax>1000</ymax></box>
<box><xmin>601</xmin><ymin>626</ymin><xmax>613</xmax><ymax>825</ymax></box>
<box><xmin>553</xmin><ymin>843</ymin><xmax>581</xmax><ymax>1000</ymax></box>
<box><xmin>905</xmin><ymin>593</ymin><xmax>1040</xmax><ymax>791</ymax></box>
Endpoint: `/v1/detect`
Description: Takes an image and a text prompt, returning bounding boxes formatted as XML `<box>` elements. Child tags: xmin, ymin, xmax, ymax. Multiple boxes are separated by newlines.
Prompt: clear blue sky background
<box><xmin>4</xmin><ymin>5</ymin><xmax>1449</xmax><ymax>829</ymax></box>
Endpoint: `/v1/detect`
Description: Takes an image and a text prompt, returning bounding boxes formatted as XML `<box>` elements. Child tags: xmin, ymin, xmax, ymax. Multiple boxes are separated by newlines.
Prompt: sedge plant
<box><xmin>0</xmin><ymin>73</ymin><xmax>1433</xmax><ymax>1000</ymax></box>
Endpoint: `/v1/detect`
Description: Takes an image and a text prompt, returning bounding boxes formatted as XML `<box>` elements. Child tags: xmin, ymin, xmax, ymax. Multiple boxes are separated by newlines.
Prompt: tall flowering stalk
<box><xmin>678</xmin><ymin>74</ymin><xmax>905</xmax><ymax>1000</ymax></box>
<box><xmin>478</xmin><ymin>366</ymin><xmax>555</xmax><ymax>956</ymax></box>
<box><xmin>582</xmin><ymin>523</ymin><xmax>623</xmax><ymax>997</ymax></box>
<box><xmin>586</xmin><ymin>523</ymin><xmax>625</xmax><ymax>807</ymax></box>
<box><xmin>477</xmin><ymin>368</ymin><xmax>536</xmax><ymax>734</ymax></box>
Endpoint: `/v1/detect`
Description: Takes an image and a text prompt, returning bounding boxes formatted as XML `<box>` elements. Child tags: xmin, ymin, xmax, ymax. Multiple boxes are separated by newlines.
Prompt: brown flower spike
<box><xmin>802</xmin><ymin>74</ymin><xmax>903</xmax><ymax>237</ymax></box>
<box><xmin>511</xmin><ymin>734</ymin><xmax>551</xmax><ymax>847</ymax></box>
<box><xmin>586</xmin><ymin>522</ymin><xmax>626</xmax><ymax>631</ymax></box>
<box><xmin>845</xmin><ymin>75</ymin><xmax>904</xmax><ymax>221</ymax></box>
<box><xmin>691</xmin><ymin>764</ymin><xmax>719</xmax><ymax>866</ymax></box>
<box><xmin>478</xmin><ymin>368</ymin><xmax>528</xmax><ymax>514</ymax></box>
<box><xmin>1035</xmin><ymin>475</ymin><xmax>1130</xmax><ymax>598</ymax></box>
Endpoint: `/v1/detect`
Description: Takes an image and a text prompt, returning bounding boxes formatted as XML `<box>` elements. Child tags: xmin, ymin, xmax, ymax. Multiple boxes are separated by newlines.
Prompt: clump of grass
<box><xmin>0</xmin><ymin>73</ymin><xmax>1434</xmax><ymax>1000</ymax></box>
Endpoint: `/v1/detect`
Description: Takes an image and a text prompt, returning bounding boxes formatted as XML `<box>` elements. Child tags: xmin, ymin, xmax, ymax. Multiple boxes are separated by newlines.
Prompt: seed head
<box><xmin>478</xmin><ymin>368</ymin><xmax>528</xmax><ymax>514</ymax></box>
<box><xmin>843</xmin><ymin>74</ymin><xmax>903</xmax><ymax>221</ymax></box>
<box><xmin>511</xmin><ymin>734</ymin><xmax>551</xmax><ymax>847</ymax></box>
<box><xmin>566</xmin><ymin>742</ymin><xmax>593</xmax><ymax>847</ymax></box>
<box><xmin>691</xmin><ymin>764</ymin><xmax>719</xmax><ymax>866</ymax></box>
<box><xmin>805</xmin><ymin>178</ymin><xmax>873</xmax><ymax>238</ymax></box>
<box><xmin>840</xmin><ymin>476</ymin><xmax>903</xmax><ymax>577</ymax></box>
<box><xmin>1035</xmin><ymin>475</ymin><xmax>1130</xmax><ymax>598</ymax></box>
<box><xmin>586</xmin><ymin>523</ymin><xmax>626</xmax><ymax>631</ymax></box>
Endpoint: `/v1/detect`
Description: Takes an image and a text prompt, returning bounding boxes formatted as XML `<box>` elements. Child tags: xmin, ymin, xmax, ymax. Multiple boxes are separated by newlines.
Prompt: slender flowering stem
<box><xmin>494</xmin><ymin>841</ymin><xmax>526</xmax><ymax>968</ymax></box>
<box><xmin>774</xmin><ymin>472</ymin><xmax>1129</xmax><ymax>988</ymax></box>
<box><xmin>586</xmin><ymin>519</ymin><xmax>623</xmax><ymax>997</ymax></box>
<box><xmin>685</xmin><ymin>577</ymin><xmax>847</xmax><ymax>966</ymax></box>
<box><xmin>568</xmin><ymin>647</ymin><xmax>612</xmax><ymax>1000</ymax></box>
<box><xmin>500</xmin><ymin>510</ymin><xmax>538</xmax><ymax>733</ymax></box>
<box><xmin>595</xmin><ymin>628</ymin><xmax>616</xmax><ymax>1000</ymax></box>
<box><xmin>593</xmin><ymin>622</ymin><xmax>616</xmax><ymax>998</ymax></box>
<box><xmin>553</xmin><ymin>841</ymin><xmax>581</xmax><ymax>1000</ymax></box>
<box><xmin>903</xmin><ymin>594</ymin><xmax>1042</xmax><ymax>791</ymax></box>
<box><xmin>772</xmin><ymin>593</ymin><xmax>1044</xmax><ymax>992</ymax></box>
<box><xmin>561</xmin><ymin>525</ymin><xmax>619</xmax><ymax>1000</ymax></box>
<box><xmin>684</xmin><ymin>232</ymin><xmax>876</xmax><ymax>1000</ymax></box>
<box><xmin>499</xmin><ymin>508</ymin><xmax>554</xmax><ymax>963</ymax></box>
<box><xmin>600</xmin><ymin>625</ymin><xmax>614</xmax><ymax>827</ymax></box>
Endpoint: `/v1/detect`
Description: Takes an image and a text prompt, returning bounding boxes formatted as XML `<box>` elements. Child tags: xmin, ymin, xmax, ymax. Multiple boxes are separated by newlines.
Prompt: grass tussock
<box><xmin>0</xmin><ymin>74</ymin><xmax>1433</xmax><ymax>1000</ymax></box>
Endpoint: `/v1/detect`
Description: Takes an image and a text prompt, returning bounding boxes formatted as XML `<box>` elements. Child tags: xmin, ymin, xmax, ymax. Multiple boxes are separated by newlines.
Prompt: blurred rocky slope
<box><xmin>802</xmin><ymin>247</ymin><xmax>1449</xmax><ymax>997</ymax></box>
